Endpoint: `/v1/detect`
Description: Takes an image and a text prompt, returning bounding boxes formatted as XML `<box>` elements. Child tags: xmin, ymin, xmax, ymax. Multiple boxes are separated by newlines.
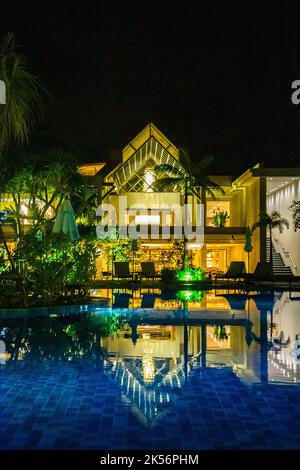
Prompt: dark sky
<box><xmin>2</xmin><ymin>1</ymin><xmax>300</xmax><ymax>175</ymax></box>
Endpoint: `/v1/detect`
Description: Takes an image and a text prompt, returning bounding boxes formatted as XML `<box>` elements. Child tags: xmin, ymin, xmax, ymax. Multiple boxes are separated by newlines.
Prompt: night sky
<box><xmin>2</xmin><ymin>1</ymin><xmax>300</xmax><ymax>175</ymax></box>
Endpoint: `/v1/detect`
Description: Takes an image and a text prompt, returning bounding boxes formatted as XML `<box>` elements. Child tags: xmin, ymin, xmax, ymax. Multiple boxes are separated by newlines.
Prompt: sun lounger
<box><xmin>140</xmin><ymin>262</ymin><xmax>161</xmax><ymax>280</ymax></box>
<box><xmin>113</xmin><ymin>262</ymin><xmax>133</xmax><ymax>280</ymax></box>
<box><xmin>215</xmin><ymin>261</ymin><xmax>246</xmax><ymax>281</ymax></box>
<box><xmin>112</xmin><ymin>293</ymin><xmax>132</xmax><ymax>308</ymax></box>
<box><xmin>140</xmin><ymin>293</ymin><xmax>157</xmax><ymax>308</ymax></box>
<box><xmin>241</xmin><ymin>262</ymin><xmax>274</xmax><ymax>283</ymax></box>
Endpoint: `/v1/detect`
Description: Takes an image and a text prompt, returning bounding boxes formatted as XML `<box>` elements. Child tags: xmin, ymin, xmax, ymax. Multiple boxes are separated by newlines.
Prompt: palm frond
<box><xmin>277</xmin><ymin>219</ymin><xmax>290</xmax><ymax>232</ymax></box>
<box><xmin>252</xmin><ymin>221</ymin><xmax>261</xmax><ymax>232</ymax></box>
<box><xmin>0</xmin><ymin>32</ymin><xmax>46</xmax><ymax>147</ymax></box>
<box><xmin>270</xmin><ymin>211</ymin><xmax>282</xmax><ymax>219</ymax></box>
<box><xmin>193</xmin><ymin>155</ymin><xmax>215</xmax><ymax>174</ymax></box>
<box><xmin>155</xmin><ymin>176</ymin><xmax>184</xmax><ymax>192</ymax></box>
<box><xmin>178</xmin><ymin>147</ymin><xmax>192</xmax><ymax>171</ymax></box>
<box><xmin>154</xmin><ymin>163</ymin><xmax>184</xmax><ymax>178</ymax></box>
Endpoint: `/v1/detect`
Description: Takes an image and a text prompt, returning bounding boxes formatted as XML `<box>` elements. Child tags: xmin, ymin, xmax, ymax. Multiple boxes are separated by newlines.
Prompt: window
<box><xmin>135</xmin><ymin>215</ymin><xmax>160</xmax><ymax>225</ymax></box>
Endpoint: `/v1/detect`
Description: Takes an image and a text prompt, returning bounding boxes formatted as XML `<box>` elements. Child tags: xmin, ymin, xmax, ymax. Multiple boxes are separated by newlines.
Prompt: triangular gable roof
<box><xmin>107</xmin><ymin>127</ymin><xmax>187</xmax><ymax>192</ymax></box>
<box><xmin>106</xmin><ymin>356</ymin><xmax>189</xmax><ymax>427</ymax></box>
<box><xmin>122</xmin><ymin>122</ymin><xmax>179</xmax><ymax>162</ymax></box>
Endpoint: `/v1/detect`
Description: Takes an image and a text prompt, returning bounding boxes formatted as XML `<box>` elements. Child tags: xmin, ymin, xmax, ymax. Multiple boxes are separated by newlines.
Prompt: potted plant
<box><xmin>214</xmin><ymin>325</ymin><xmax>230</xmax><ymax>340</ymax></box>
<box><xmin>213</xmin><ymin>210</ymin><xmax>230</xmax><ymax>227</ymax></box>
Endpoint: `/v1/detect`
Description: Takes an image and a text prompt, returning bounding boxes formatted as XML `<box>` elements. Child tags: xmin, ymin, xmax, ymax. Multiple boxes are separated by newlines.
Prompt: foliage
<box><xmin>99</xmin><ymin>227</ymin><xmax>135</xmax><ymax>263</ymax></box>
<box><xmin>252</xmin><ymin>211</ymin><xmax>290</xmax><ymax>234</ymax></box>
<box><xmin>159</xmin><ymin>240</ymin><xmax>184</xmax><ymax>270</ymax></box>
<box><xmin>2</xmin><ymin>232</ymin><xmax>98</xmax><ymax>307</ymax></box>
<box><xmin>0</xmin><ymin>313</ymin><xmax>127</xmax><ymax>362</ymax></box>
<box><xmin>154</xmin><ymin>149</ymin><xmax>223</xmax><ymax>199</ymax></box>
<box><xmin>176</xmin><ymin>267</ymin><xmax>207</xmax><ymax>281</ymax></box>
<box><xmin>73</xmin><ymin>182</ymin><xmax>98</xmax><ymax>226</ymax></box>
<box><xmin>161</xmin><ymin>267</ymin><xmax>178</xmax><ymax>282</ymax></box>
<box><xmin>0</xmin><ymin>32</ymin><xmax>46</xmax><ymax>150</ymax></box>
<box><xmin>212</xmin><ymin>210</ymin><xmax>230</xmax><ymax>227</ymax></box>
<box><xmin>154</xmin><ymin>150</ymin><xmax>223</xmax><ymax>268</ymax></box>
<box><xmin>1</xmin><ymin>156</ymin><xmax>92</xmax><ymax>242</ymax></box>
<box><xmin>161</xmin><ymin>266</ymin><xmax>207</xmax><ymax>283</ymax></box>
<box><xmin>214</xmin><ymin>325</ymin><xmax>230</xmax><ymax>340</ymax></box>
<box><xmin>0</xmin><ymin>248</ymin><xmax>9</xmax><ymax>273</ymax></box>
<box><xmin>176</xmin><ymin>290</ymin><xmax>205</xmax><ymax>302</ymax></box>
<box><xmin>252</xmin><ymin>211</ymin><xmax>289</xmax><ymax>263</ymax></box>
<box><xmin>289</xmin><ymin>200</ymin><xmax>300</xmax><ymax>231</ymax></box>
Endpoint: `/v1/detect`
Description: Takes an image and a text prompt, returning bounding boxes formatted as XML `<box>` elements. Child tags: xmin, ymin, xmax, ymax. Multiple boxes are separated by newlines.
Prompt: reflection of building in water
<box><xmin>101</xmin><ymin>320</ymin><xmax>254</xmax><ymax>425</ymax></box>
<box><xmin>267</xmin><ymin>292</ymin><xmax>300</xmax><ymax>383</ymax></box>
<box><xmin>102</xmin><ymin>325</ymin><xmax>197</xmax><ymax>426</ymax></box>
<box><xmin>100</xmin><ymin>293</ymin><xmax>300</xmax><ymax>426</ymax></box>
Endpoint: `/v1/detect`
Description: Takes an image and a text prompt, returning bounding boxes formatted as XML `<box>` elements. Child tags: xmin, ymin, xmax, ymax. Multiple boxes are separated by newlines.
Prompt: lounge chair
<box><xmin>215</xmin><ymin>261</ymin><xmax>246</xmax><ymax>281</ymax></box>
<box><xmin>140</xmin><ymin>293</ymin><xmax>157</xmax><ymax>308</ymax></box>
<box><xmin>140</xmin><ymin>262</ymin><xmax>161</xmax><ymax>280</ymax></box>
<box><xmin>244</xmin><ymin>263</ymin><xmax>300</xmax><ymax>286</ymax></box>
<box><xmin>113</xmin><ymin>262</ymin><xmax>133</xmax><ymax>280</ymax></box>
<box><xmin>241</xmin><ymin>262</ymin><xmax>274</xmax><ymax>283</ymax></box>
<box><xmin>112</xmin><ymin>293</ymin><xmax>132</xmax><ymax>308</ymax></box>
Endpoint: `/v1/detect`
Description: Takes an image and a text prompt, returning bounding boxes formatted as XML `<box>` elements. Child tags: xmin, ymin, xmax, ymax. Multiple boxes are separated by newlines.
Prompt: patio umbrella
<box><xmin>244</xmin><ymin>226</ymin><xmax>253</xmax><ymax>273</ymax></box>
<box><xmin>52</xmin><ymin>199</ymin><xmax>80</xmax><ymax>241</ymax></box>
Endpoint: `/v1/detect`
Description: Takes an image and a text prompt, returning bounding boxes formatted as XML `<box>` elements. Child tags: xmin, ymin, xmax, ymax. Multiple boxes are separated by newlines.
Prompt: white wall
<box><xmin>267</xmin><ymin>179</ymin><xmax>300</xmax><ymax>274</ymax></box>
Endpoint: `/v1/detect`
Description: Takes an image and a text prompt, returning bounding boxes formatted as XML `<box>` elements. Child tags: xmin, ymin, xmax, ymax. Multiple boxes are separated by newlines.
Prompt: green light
<box><xmin>176</xmin><ymin>267</ymin><xmax>207</xmax><ymax>282</ymax></box>
<box><xmin>176</xmin><ymin>290</ymin><xmax>205</xmax><ymax>302</ymax></box>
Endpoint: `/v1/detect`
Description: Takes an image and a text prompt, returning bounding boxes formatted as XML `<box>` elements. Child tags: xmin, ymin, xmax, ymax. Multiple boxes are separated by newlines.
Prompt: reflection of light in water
<box><xmin>142</xmin><ymin>355</ymin><xmax>155</xmax><ymax>382</ymax></box>
<box><xmin>269</xmin><ymin>349</ymin><xmax>299</xmax><ymax>382</ymax></box>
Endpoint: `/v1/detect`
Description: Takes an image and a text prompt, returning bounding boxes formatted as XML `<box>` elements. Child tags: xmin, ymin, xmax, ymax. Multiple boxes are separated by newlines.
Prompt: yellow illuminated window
<box><xmin>135</xmin><ymin>215</ymin><xmax>160</xmax><ymax>225</ymax></box>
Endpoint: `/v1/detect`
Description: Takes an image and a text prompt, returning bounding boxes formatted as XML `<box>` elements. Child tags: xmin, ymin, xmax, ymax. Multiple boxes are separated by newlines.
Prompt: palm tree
<box><xmin>2</xmin><ymin>152</ymin><xmax>82</xmax><ymax>241</ymax></box>
<box><xmin>155</xmin><ymin>149</ymin><xmax>223</xmax><ymax>268</ymax></box>
<box><xmin>252</xmin><ymin>211</ymin><xmax>289</xmax><ymax>264</ymax></box>
<box><xmin>0</xmin><ymin>32</ymin><xmax>46</xmax><ymax>153</ymax></box>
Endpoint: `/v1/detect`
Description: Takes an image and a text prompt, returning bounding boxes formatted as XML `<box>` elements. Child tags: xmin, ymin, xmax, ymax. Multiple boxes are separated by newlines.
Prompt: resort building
<box><xmin>89</xmin><ymin>123</ymin><xmax>300</xmax><ymax>277</ymax></box>
<box><xmin>1</xmin><ymin>122</ymin><xmax>300</xmax><ymax>278</ymax></box>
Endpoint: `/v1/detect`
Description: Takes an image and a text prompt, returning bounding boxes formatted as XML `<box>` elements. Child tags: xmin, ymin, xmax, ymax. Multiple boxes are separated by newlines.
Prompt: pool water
<box><xmin>0</xmin><ymin>290</ymin><xmax>300</xmax><ymax>450</ymax></box>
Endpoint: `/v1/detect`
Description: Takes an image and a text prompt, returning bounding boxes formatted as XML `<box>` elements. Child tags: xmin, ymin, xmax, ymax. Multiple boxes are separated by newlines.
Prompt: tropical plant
<box><xmin>99</xmin><ymin>227</ymin><xmax>134</xmax><ymax>270</ymax></box>
<box><xmin>7</xmin><ymin>232</ymin><xmax>98</xmax><ymax>307</ymax></box>
<box><xmin>176</xmin><ymin>267</ymin><xmax>207</xmax><ymax>281</ymax></box>
<box><xmin>0</xmin><ymin>32</ymin><xmax>46</xmax><ymax>152</ymax></box>
<box><xmin>73</xmin><ymin>182</ymin><xmax>98</xmax><ymax>226</ymax></box>
<box><xmin>160</xmin><ymin>267</ymin><xmax>178</xmax><ymax>282</ymax></box>
<box><xmin>212</xmin><ymin>210</ymin><xmax>230</xmax><ymax>227</ymax></box>
<box><xmin>2</xmin><ymin>154</ymin><xmax>83</xmax><ymax>241</ymax></box>
<box><xmin>252</xmin><ymin>211</ymin><xmax>289</xmax><ymax>264</ymax></box>
<box><xmin>155</xmin><ymin>149</ymin><xmax>223</xmax><ymax>268</ymax></box>
<box><xmin>214</xmin><ymin>325</ymin><xmax>230</xmax><ymax>341</ymax></box>
<box><xmin>289</xmin><ymin>200</ymin><xmax>300</xmax><ymax>231</ymax></box>
<box><xmin>176</xmin><ymin>290</ymin><xmax>205</xmax><ymax>302</ymax></box>
<box><xmin>0</xmin><ymin>313</ymin><xmax>127</xmax><ymax>362</ymax></box>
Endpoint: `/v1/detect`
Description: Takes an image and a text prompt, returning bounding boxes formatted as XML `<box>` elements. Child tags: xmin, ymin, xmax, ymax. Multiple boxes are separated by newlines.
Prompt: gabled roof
<box><xmin>108</xmin><ymin>136</ymin><xmax>187</xmax><ymax>192</ymax></box>
<box><xmin>106</xmin><ymin>124</ymin><xmax>186</xmax><ymax>192</ymax></box>
<box><xmin>122</xmin><ymin>122</ymin><xmax>179</xmax><ymax>162</ymax></box>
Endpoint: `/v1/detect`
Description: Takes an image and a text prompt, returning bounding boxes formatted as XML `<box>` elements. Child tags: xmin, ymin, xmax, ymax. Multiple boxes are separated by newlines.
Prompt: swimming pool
<box><xmin>0</xmin><ymin>290</ymin><xmax>300</xmax><ymax>450</ymax></box>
